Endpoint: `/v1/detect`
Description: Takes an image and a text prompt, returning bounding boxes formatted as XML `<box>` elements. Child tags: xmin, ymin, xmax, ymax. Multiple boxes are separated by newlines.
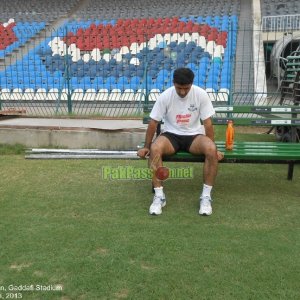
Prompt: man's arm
<box><xmin>203</xmin><ymin>117</ymin><xmax>224</xmax><ymax>161</ymax></box>
<box><xmin>203</xmin><ymin>117</ymin><xmax>214</xmax><ymax>141</ymax></box>
<box><xmin>137</xmin><ymin>119</ymin><xmax>159</xmax><ymax>158</ymax></box>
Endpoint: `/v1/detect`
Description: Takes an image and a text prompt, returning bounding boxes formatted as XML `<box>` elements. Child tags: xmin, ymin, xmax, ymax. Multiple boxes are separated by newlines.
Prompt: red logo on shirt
<box><xmin>176</xmin><ymin>114</ymin><xmax>191</xmax><ymax>124</ymax></box>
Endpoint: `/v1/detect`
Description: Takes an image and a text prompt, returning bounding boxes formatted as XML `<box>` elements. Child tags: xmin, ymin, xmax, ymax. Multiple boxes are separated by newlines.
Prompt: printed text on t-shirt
<box><xmin>176</xmin><ymin>114</ymin><xmax>191</xmax><ymax>125</ymax></box>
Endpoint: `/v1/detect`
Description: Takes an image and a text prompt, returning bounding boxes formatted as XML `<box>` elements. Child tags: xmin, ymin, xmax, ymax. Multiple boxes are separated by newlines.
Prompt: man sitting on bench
<box><xmin>137</xmin><ymin>67</ymin><xmax>223</xmax><ymax>216</ymax></box>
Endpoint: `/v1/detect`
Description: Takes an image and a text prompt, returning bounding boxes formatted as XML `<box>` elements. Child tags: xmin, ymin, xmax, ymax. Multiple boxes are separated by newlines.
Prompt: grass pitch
<box><xmin>0</xmin><ymin>129</ymin><xmax>299</xmax><ymax>299</ymax></box>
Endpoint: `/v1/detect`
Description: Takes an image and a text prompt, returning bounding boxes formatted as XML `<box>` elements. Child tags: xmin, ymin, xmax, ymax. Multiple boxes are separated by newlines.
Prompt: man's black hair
<box><xmin>173</xmin><ymin>68</ymin><xmax>194</xmax><ymax>85</ymax></box>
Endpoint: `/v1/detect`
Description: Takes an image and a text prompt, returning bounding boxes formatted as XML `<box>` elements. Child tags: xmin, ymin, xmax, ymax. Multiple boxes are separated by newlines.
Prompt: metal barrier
<box><xmin>262</xmin><ymin>14</ymin><xmax>300</xmax><ymax>32</ymax></box>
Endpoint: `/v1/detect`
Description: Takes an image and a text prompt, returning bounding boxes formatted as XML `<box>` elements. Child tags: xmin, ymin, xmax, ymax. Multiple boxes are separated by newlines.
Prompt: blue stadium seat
<box><xmin>130</xmin><ymin>76</ymin><xmax>141</xmax><ymax>86</ymax></box>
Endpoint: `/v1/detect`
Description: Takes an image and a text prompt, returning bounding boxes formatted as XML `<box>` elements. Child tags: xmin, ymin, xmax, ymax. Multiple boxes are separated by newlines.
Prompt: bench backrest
<box><xmin>143</xmin><ymin>104</ymin><xmax>300</xmax><ymax>127</ymax></box>
<box><xmin>213</xmin><ymin>105</ymin><xmax>300</xmax><ymax>126</ymax></box>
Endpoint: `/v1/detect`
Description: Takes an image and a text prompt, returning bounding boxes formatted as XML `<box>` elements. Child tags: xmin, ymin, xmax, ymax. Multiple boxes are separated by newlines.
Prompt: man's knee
<box><xmin>205</xmin><ymin>143</ymin><xmax>218</xmax><ymax>160</ymax></box>
<box><xmin>150</xmin><ymin>141</ymin><xmax>161</xmax><ymax>154</ymax></box>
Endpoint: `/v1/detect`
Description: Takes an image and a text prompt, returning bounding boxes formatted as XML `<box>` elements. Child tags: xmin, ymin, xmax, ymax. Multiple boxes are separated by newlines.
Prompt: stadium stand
<box><xmin>0</xmin><ymin>12</ymin><xmax>239</xmax><ymax>101</ymax></box>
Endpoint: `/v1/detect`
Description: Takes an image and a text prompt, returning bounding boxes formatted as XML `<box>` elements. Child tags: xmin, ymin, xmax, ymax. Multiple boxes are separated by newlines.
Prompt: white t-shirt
<box><xmin>150</xmin><ymin>85</ymin><xmax>215</xmax><ymax>135</ymax></box>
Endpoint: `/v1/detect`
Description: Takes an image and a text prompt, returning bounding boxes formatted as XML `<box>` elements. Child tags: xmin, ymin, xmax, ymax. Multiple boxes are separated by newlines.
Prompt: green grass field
<box><xmin>0</xmin><ymin>129</ymin><xmax>299</xmax><ymax>299</ymax></box>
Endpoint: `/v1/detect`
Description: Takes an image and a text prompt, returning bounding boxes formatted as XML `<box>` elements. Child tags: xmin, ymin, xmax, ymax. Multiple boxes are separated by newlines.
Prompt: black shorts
<box><xmin>160</xmin><ymin>132</ymin><xmax>201</xmax><ymax>153</ymax></box>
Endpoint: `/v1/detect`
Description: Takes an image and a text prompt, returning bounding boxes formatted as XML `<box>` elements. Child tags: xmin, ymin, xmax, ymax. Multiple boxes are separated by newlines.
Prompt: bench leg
<box><xmin>287</xmin><ymin>163</ymin><xmax>294</xmax><ymax>180</ymax></box>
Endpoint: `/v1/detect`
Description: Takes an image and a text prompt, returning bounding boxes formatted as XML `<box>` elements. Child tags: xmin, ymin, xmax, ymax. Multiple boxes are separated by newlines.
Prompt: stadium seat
<box><xmin>11</xmin><ymin>88</ymin><xmax>23</xmax><ymax>100</ymax></box>
<box><xmin>108</xmin><ymin>88</ymin><xmax>122</xmax><ymax>101</ymax></box>
<box><xmin>72</xmin><ymin>88</ymin><xmax>84</xmax><ymax>101</ymax></box>
<box><xmin>47</xmin><ymin>88</ymin><xmax>59</xmax><ymax>101</ymax></box>
<box><xmin>33</xmin><ymin>88</ymin><xmax>47</xmax><ymax>101</ymax></box>
<box><xmin>95</xmin><ymin>88</ymin><xmax>109</xmax><ymax>101</ymax></box>
<box><xmin>149</xmin><ymin>88</ymin><xmax>161</xmax><ymax>102</ymax></box>
<box><xmin>0</xmin><ymin>88</ymin><xmax>11</xmax><ymax>101</ymax></box>
<box><xmin>21</xmin><ymin>88</ymin><xmax>35</xmax><ymax>101</ymax></box>
<box><xmin>217</xmin><ymin>88</ymin><xmax>229</xmax><ymax>102</ymax></box>
<box><xmin>120</xmin><ymin>89</ymin><xmax>136</xmax><ymax>101</ymax></box>
<box><xmin>83</xmin><ymin>88</ymin><xmax>96</xmax><ymax>101</ymax></box>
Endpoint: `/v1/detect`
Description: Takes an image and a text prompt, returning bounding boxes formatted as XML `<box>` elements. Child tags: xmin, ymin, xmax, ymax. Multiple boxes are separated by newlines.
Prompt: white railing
<box><xmin>262</xmin><ymin>14</ymin><xmax>300</xmax><ymax>32</ymax></box>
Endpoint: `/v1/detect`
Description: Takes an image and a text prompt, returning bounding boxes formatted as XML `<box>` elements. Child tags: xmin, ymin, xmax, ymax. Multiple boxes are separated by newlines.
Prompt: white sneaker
<box><xmin>149</xmin><ymin>194</ymin><xmax>166</xmax><ymax>215</ymax></box>
<box><xmin>199</xmin><ymin>196</ymin><xmax>212</xmax><ymax>216</ymax></box>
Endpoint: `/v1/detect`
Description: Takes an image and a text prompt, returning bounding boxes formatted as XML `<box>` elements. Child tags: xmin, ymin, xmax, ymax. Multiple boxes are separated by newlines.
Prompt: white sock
<box><xmin>154</xmin><ymin>186</ymin><xmax>164</xmax><ymax>198</ymax></box>
<box><xmin>201</xmin><ymin>184</ymin><xmax>212</xmax><ymax>198</ymax></box>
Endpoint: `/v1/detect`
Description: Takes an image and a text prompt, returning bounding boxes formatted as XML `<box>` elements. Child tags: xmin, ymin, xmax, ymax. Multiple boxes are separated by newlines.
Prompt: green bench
<box><xmin>142</xmin><ymin>104</ymin><xmax>300</xmax><ymax>180</ymax></box>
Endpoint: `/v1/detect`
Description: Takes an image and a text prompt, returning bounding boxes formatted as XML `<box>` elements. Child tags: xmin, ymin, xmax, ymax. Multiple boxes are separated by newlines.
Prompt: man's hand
<box><xmin>137</xmin><ymin>147</ymin><xmax>150</xmax><ymax>158</ymax></box>
<box><xmin>217</xmin><ymin>150</ymin><xmax>224</xmax><ymax>161</ymax></box>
